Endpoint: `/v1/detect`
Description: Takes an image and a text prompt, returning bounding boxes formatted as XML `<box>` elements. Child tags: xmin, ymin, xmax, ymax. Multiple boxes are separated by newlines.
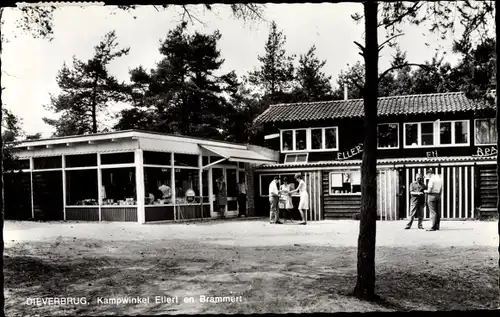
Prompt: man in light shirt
<box><xmin>424</xmin><ymin>168</ymin><xmax>443</xmax><ymax>231</ymax></box>
<box><xmin>269</xmin><ymin>176</ymin><xmax>282</xmax><ymax>224</ymax></box>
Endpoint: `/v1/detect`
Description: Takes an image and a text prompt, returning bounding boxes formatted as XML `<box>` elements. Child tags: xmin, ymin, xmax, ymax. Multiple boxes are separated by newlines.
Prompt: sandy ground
<box><xmin>4</xmin><ymin>219</ymin><xmax>500</xmax><ymax>315</ymax></box>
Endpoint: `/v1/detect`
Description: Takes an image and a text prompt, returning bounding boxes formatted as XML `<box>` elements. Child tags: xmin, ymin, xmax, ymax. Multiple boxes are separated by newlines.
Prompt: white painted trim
<box><xmin>471</xmin><ymin>166</ymin><xmax>475</xmax><ymax>218</ymax></box>
<box><xmin>32</xmin><ymin>168</ymin><xmax>62</xmax><ymax>172</ymax></box>
<box><xmin>64</xmin><ymin>166</ymin><xmax>98</xmax><ymax>171</ymax></box>
<box><xmin>143</xmin><ymin>164</ymin><xmax>172</xmax><ymax>169</ymax></box>
<box><xmin>473</xmin><ymin>118</ymin><xmax>498</xmax><ymax>146</ymax></box>
<box><xmin>66</xmin><ymin>205</ymin><xmax>99</xmax><ymax>208</ymax></box>
<box><xmin>201</xmin><ymin>158</ymin><xmax>227</xmax><ymax>170</ymax></box>
<box><xmin>446</xmin><ymin>167</ymin><xmax>450</xmax><ymax>219</ymax></box>
<box><xmin>464</xmin><ymin>166</ymin><xmax>468</xmax><ymax>218</ymax></box>
<box><xmin>99</xmin><ymin>163</ymin><xmax>136</xmax><ymax>169</ymax></box>
<box><xmin>171</xmin><ymin>152</ymin><xmax>176</xmax><ymax>221</ymax></box>
<box><xmin>453</xmin><ymin>167</ymin><xmax>457</xmax><ymax>218</ymax></box>
<box><xmin>280</xmin><ymin>126</ymin><xmax>339</xmax><ymax>153</ymax></box>
<box><xmin>377</xmin><ymin>122</ymin><xmax>400</xmax><ymax>150</ymax></box>
<box><xmin>459</xmin><ymin>166</ymin><xmax>463</xmax><ymax>218</ymax></box>
<box><xmin>264</xmin><ymin>133</ymin><xmax>280</xmax><ymax>140</ymax></box>
<box><xmin>101</xmin><ymin>205</ymin><xmax>138</xmax><ymax>208</ymax></box>
<box><xmin>97</xmin><ymin>153</ymin><xmax>102</xmax><ymax>221</ymax></box>
<box><xmin>198</xmin><ymin>154</ymin><xmax>204</xmax><ymax>220</ymax></box>
<box><xmin>135</xmin><ymin>149</ymin><xmax>145</xmax><ymax>224</ymax></box>
<box><xmin>30</xmin><ymin>158</ymin><xmax>34</xmax><ymax>219</ymax></box>
<box><xmin>62</xmin><ymin>155</ymin><xmax>67</xmax><ymax>221</ymax></box>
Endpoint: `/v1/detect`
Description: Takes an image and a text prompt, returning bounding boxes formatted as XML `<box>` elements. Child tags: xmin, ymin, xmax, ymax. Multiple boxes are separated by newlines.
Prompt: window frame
<box><xmin>283</xmin><ymin>153</ymin><xmax>309</xmax><ymax>164</ymax></box>
<box><xmin>403</xmin><ymin>120</ymin><xmax>470</xmax><ymax>148</ymax></box>
<box><xmin>474</xmin><ymin>118</ymin><xmax>497</xmax><ymax>146</ymax></box>
<box><xmin>329</xmin><ymin>170</ymin><xmax>362</xmax><ymax>196</ymax></box>
<box><xmin>377</xmin><ymin>123</ymin><xmax>399</xmax><ymax>150</ymax></box>
<box><xmin>280</xmin><ymin>126</ymin><xmax>339</xmax><ymax>153</ymax></box>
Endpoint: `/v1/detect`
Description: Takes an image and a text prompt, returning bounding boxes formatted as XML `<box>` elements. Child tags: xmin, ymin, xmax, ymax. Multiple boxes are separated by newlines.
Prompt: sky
<box><xmin>1</xmin><ymin>3</ymin><xmax>471</xmax><ymax>137</ymax></box>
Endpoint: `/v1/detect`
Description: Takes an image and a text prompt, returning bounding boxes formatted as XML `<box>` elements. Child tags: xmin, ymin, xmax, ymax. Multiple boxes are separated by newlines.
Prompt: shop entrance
<box><xmin>212</xmin><ymin>166</ymin><xmax>239</xmax><ymax>217</ymax></box>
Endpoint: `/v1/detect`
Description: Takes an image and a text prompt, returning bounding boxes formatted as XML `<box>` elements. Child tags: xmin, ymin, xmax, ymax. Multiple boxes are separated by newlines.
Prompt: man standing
<box><xmin>424</xmin><ymin>168</ymin><xmax>443</xmax><ymax>231</ymax></box>
<box><xmin>269</xmin><ymin>176</ymin><xmax>282</xmax><ymax>224</ymax></box>
<box><xmin>237</xmin><ymin>179</ymin><xmax>247</xmax><ymax>217</ymax></box>
<box><xmin>405</xmin><ymin>173</ymin><xmax>426</xmax><ymax>230</ymax></box>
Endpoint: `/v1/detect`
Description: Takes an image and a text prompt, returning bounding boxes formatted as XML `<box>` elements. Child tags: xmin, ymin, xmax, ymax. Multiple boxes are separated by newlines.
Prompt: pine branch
<box><xmin>378</xmin><ymin>63</ymin><xmax>433</xmax><ymax>82</ymax></box>
<box><xmin>378</xmin><ymin>33</ymin><xmax>405</xmax><ymax>51</ymax></box>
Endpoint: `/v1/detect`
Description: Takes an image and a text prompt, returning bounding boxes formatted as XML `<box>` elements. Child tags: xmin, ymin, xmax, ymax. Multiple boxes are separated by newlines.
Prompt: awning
<box><xmin>200</xmin><ymin>145</ymin><xmax>277</xmax><ymax>167</ymax></box>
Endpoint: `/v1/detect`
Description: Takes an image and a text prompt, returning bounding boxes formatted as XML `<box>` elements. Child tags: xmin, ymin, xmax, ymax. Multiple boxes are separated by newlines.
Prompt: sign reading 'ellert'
<box><xmin>337</xmin><ymin>144</ymin><xmax>363</xmax><ymax>160</ymax></box>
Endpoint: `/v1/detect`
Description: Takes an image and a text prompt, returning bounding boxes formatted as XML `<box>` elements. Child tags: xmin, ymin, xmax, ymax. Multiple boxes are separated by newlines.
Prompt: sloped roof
<box><xmin>253</xmin><ymin>91</ymin><xmax>495</xmax><ymax>124</ymax></box>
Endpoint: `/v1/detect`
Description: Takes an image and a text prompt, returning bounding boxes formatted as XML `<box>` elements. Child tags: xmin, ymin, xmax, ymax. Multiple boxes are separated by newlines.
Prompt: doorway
<box><xmin>211</xmin><ymin>166</ymin><xmax>239</xmax><ymax>217</ymax></box>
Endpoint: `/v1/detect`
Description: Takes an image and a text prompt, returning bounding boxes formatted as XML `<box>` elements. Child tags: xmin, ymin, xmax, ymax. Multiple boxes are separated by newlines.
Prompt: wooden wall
<box><xmin>478</xmin><ymin>165</ymin><xmax>497</xmax><ymax>217</ymax></box>
<box><xmin>66</xmin><ymin>207</ymin><xmax>99</xmax><ymax>221</ymax></box>
<box><xmin>322</xmin><ymin>172</ymin><xmax>361</xmax><ymax>219</ymax></box>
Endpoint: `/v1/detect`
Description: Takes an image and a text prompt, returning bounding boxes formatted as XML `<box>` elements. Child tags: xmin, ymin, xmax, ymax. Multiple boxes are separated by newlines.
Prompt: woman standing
<box><xmin>279</xmin><ymin>177</ymin><xmax>294</xmax><ymax>222</ymax></box>
<box><xmin>216</xmin><ymin>176</ymin><xmax>227</xmax><ymax>218</ymax></box>
<box><xmin>290</xmin><ymin>173</ymin><xmax>308</xmax><ymax>225</ymax></box>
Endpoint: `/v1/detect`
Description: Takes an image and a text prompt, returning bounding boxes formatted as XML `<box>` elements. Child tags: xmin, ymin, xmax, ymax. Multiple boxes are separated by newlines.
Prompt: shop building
<box><xmin>253</xmin><ymin>91</ymin><xmax>498</xmax><ymax>221</ymax></box>
<box><xmin>4</xmin><ymin>130</ymin><xmax>278</xmax><ymax>223</ymax></box>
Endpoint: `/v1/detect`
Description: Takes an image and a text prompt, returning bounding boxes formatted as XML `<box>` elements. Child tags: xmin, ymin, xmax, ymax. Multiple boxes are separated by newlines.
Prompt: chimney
<box><xmin>344</xmin><ymin>83</ymin><xmax>348</xmax><ymax>100</ymax></box>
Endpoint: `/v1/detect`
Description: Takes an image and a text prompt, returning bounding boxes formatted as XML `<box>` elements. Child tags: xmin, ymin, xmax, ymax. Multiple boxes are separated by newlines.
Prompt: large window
<box><xmin>143</xmin><ymin>151</ymin><xmax>171</xmax><ymax>166</ymax></box>
<box><xmin>404</xmin><ymin>121</ymin><xmax>469</xmax><ymax>148</ymax></box>
<box><xmin>66</xmin><ymin>154</ymin><xmax>97</xmax><ymax>167</ymax></box>
<box><xmin>439</xmin><ymin>120</ymin><xmax>469</xmax><ymax>145</ymax></box>
<box><xmin>377</xmin><ymin>123</ymin><xmax>399</xmax><ymax>149</ymax></box>
<box><xmin>281</xmin><ymin>127</ymin><xmax>339</xmax><ymax>152</ymax></box>
<box><xmin>33</xmin><ymin>156</ymin><xmax>62</xmax><ymax>169</ymax></box>
<box><xmin>174</xmin><ymin>168</ymin><xmax>200</xmax><ymax>204</ymax></box>
<box><xmin>101</xmin><ymin>152</ymin><xmax>134</xmax><ymax>165</ymax></box>
<box><xmin>101</xmin><ymin>167</ymin><xmax>136</xmax><ymax>205</ymax></box>
<box><xmin>329</xmin><ymin>170</ymin><xmax>361</xmax><ymax>195</ymax></box>
<box><xmin>66</xmin><ymin>170</ymin><xmax>98</xmax><ymax>205</ymax></box>
<box><xmin>174</xmin><ymin>153</ymin><xmax>199</xmax><ymax>168</ymax></box>
<box><xmin>475</xmin><ymin>118</ymin><xmax>497</xmax><ymax>145</ymax></box>
<box><xmin>144</xmin><ymin>167</ymin><xmax>172</xmax><ymax>205</ymax></box>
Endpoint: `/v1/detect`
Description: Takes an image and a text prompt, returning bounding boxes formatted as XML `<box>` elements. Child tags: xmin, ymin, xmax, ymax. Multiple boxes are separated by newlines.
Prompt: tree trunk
<box><xmin>0</xmin><ymin>7</ymin><xmax>5</xmax><ymax>314</ymax></box>
<box><xmin>91</xmin><ymin>75</ymin><xmax>98</xmax><ymax>133</ymax></box>
<box><xmin>352</xmin><ymin>1</ymin><xmax>379</xmax><ymax>301</ymax></box>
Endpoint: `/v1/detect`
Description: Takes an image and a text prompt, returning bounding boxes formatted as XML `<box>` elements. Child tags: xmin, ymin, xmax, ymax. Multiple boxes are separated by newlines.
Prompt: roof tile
<box><xmin>254</xmin><ymin>92</ymin><xmax>495</xmax><ymax>124</ymax></box>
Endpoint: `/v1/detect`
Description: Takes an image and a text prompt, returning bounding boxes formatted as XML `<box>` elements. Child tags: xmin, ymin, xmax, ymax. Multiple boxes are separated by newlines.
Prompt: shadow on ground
<box><xmin>4</xmin><ymin>238</ymin><xmax>499</xmax><ymax>315</ymax></box>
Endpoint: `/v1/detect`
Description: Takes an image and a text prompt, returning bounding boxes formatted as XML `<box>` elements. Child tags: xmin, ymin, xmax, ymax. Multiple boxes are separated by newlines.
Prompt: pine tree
<box><xmin>295</xmin><ymin>45</ymin><xmax>332</xmax><ymax>101</ymax></box>
<box><xmin>248</xmin><ymin>21</ymin><xmax>295</xmax><ymax>95</ymax></box>
<box><xmin>115</xmin><ymin>22</ymin><xmax>238</xmax><ymax>140</ymax></box>
<box><xmin>43</xmin><ymin>31</ymin><xmax>130</xmax><ymax>136</ymax></box>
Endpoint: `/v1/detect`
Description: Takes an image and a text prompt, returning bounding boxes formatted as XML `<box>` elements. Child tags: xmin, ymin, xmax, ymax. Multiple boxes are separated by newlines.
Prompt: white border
<box><xmin>328</xmin><ymin>170</ymin><xmax>362</xmax><ymax>196</ymax></box>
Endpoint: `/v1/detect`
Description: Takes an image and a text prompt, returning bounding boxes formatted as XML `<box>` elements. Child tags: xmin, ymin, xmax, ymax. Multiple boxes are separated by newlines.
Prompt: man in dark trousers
<box><xmin>237</xmin><ymin>179</ymin><xmax>247</xmax><ymax>217</ymax></box>
<box><xmin>425</xmin><ymin>168</ymin><xmax>443</xmax><ymax>231</ymax></box>
<box><xmin>405</xmin><ymin>173</ymin><xmax>426</xmax><ymax>229</ymax></box>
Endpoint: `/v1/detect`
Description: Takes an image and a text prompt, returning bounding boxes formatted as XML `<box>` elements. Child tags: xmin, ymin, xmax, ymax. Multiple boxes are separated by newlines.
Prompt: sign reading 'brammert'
<box><xmin>337</xmin><ymin>144</ymin><xmax>363</xmax><ymax>160</ymax></box>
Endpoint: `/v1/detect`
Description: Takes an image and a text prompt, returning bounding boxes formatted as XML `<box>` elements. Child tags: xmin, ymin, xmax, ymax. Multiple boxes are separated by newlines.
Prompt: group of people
<box><xmin>268</xmin><ymin>173</ymin><xmax>309</xmax><ymax>225</ymax></box>
<box><xmin>406</xmin><ymin>168</ymin><xmax>443</xmax><ymax>231</ymax></box>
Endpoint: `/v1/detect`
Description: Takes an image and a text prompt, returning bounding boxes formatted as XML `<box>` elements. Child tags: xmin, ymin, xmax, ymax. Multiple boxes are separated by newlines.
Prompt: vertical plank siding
<box><xmin>66</xmin><ymin>207</ymin><xmax>99</xmax><ymax>221</ymax></box>
<box><xmin>403</xmin><ymin>165</ymin><xmax>475</xmax><ymax>219</ymax></box>
<box><xmin>305</xmin><ymin>171</ymin><xmax>322</xmax><ymax>221</ymax></box>
<box><xmin>377</xmin><ymin>169</ymin><xmax>399</xmax><ymax>220</ymax></box>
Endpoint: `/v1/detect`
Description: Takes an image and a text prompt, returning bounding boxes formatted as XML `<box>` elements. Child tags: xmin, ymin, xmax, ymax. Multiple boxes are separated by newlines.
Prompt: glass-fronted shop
<box><xmin>5</xmin><ymin>130</ymin><xmax>278</xmax><ymax>223</ymax></box>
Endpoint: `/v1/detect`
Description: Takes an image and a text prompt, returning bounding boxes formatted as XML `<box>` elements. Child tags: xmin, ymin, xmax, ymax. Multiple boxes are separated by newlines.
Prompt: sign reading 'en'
<box><xmin>337</xmin><ymin>144</ymin><xmax>363</xmax><ymax>160</ymax></box>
